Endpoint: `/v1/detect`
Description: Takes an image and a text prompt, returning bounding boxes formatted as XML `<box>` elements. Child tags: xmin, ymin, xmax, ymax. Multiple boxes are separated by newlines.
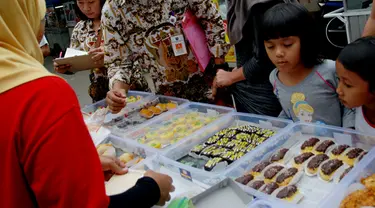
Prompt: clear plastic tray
<box><xmin>81</xmin><ymin>90</ymin><xmax>152</xmax><ymax>114</ymax></box>
<box><xmin>98</xmin><ymin>136</ymin><xmax>156</xmax><ymax>168</ymax></box>
<box><xmin>157</xmin><ymin>113</ymin><xmax>293</xmax><ymax>185</ymax></box>
<box><xmin>225</xmin><ymin>122</ymin><xmax>375</xmax><ymax>208</ymax></box>
<box><xmin>319</xmin><ymin>147</ymin><xmax>375</xmax><ymax>208</ymax></box>
<box><xmin>112</xmin><ymin>102</ymin><xmax>235</xmax><ymax>154</ymax></box>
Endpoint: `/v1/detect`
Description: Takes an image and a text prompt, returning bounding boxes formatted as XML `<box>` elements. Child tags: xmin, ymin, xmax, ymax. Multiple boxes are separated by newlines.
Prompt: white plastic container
<box><xmin>319</xmin><ymin>147</ymin><xmax>375</xmax><ymax>208</ymax></box>
<box><xmin>111</xmin><ymin>103</ymin><xmax>235</xmax><ymax>155</ymax></box>
<box><xmin>156</xmin><ymin>113</ymin><xmax>293</xmax><ymax>185</ymax></box>
<box><xmin>81</xmin><ymin>90</ymin><xmax>152</xmax><ymax>114</ymax></box>
<box><xmin>225</xmin><ymin>122</ymin><xmax>375</xmax><ymax>208</ymax></box>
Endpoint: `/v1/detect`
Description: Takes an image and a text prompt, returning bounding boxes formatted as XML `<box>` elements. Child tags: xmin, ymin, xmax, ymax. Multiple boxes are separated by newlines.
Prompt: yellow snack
<box><xmin>140</xmin><ymin>109</ymin><xmax>154</xmax><ymax>118</ymax></box>
<box><xmin>166</xmin><ymin>102</ymin><xmax>177</xmax><ymax>110</ymax></box>
<box><xmin>97</xmin><ymin>144</ymin><xmax>116</xmax><ymax>157</ymax></box>
<box><xmin>160</xmin><ymin>131</ymin><xmax>174</xmax><ymax>141</ymax></box>
<box><xmin>156</xmin><ymin>103</ymin><xmax>167</xmax><ymax>112</ymax></box>
<box><xmin>148</xmin><ymin>106</ymin><xmax>162</xmax><ymax>115</ymax></box>
<box><xmin>361</xmin><ymin>174</ymin><xmax>375</xmax><ymax>189</ymax></box>
<box><xmin>119</xmin><ymin>153</ymin><xmax>134</xmax><ymax>164</ymax></box>
<box><xmin>148</xmin><ymin>140</ymin><xmax>162</xmax><ymax>149</ymax></box>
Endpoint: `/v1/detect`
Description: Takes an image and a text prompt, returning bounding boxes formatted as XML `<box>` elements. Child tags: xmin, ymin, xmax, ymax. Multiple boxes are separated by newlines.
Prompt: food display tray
<box><xmin>225</xmin><ymin>122</ymin><xmax>375</xmax><ymax>208</ymax></box>
<box><xmin>191</xmin><ymin>178</ymin><xmax>253</xmax><ymax>208</ymax></box>
<box><xmin>81</xmin><ymin>90</ymin><xmax>152</xmax><ymax>114</ymax></box>
<box><xmin>156</xmin><ymin>113</ymin><xmax>293</xmax><ymax>184</ymax></box>
<box><xmin>112</xmin><ymin>103</ymin><xmax>235</xmax><ymax>155</ymax></box>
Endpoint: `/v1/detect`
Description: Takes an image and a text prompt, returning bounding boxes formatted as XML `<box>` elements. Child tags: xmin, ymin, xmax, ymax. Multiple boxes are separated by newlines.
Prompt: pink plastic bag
<box><xmin>182</xmin><ymin>9</ymin><xmax>212</xmax><ymax>72</ymax></box>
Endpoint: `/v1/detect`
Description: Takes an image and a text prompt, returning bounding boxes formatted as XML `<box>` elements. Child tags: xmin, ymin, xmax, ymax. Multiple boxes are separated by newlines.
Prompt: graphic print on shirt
<box><xmin>291</xmin><ymin>92</ymin><xmax>314</xmax><ymax>123</ymax></box>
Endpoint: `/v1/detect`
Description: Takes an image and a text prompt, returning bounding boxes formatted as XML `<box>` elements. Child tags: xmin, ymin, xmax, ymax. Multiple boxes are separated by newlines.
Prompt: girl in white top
<box><xmin>336</xmin><ymin>37</ymin><xmax>375</xmax><ymax>135</ymax></box>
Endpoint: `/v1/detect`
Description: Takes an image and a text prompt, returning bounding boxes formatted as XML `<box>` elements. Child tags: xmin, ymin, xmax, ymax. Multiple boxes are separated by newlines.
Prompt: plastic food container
<box><xmin>156</xmin><ymin>113</ymin><xmax>293</xmax><ymax>185</ymax></box>
<box><xmin>225</xmin><ymin>122</ymin><xmax>375</xmax><ymax>208</ymax></box>
<box><xmin>97</xmin><ymin>136</ymin><xmax>156</xmax><ymax>168</ymax></box>
<box><xmin>81</xmin><ymin>90</ymin><xmax>152</xmax><ymax>114</ymax></box>
<box><xmin>319</xmin><ymin>147</ymin><xmax>375</xmax><ymax>208</ymax></box>
<box><xmin>113</xmin><ymin>102</ymin><xmax>235</xmax><ymax>154</ymax></box>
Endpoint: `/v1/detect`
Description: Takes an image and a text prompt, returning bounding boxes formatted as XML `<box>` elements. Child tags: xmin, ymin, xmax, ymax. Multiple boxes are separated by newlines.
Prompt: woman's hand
<box><xmin>100</xmin><ymin>155</ymin><xmax>128</xmax><ymax>181</ymax></box>
<box><xmin>100</xmin><ymin>155</ymin><xmax>128</xmax><ymax>174</ymax></box>
<box><xmin>53</xmin><ymin>61</ymin><xmax>71</xmax><ymax>74</ymax></box>
<box><xmin>106</xmin><ymin>88</ymin><xmax>127</xmax><ymax>114</ymax></box>
<box><xmin>144</xmin><ymin>170</ymin><xmax>175</xmax><ymax>206</ymax></box>
<box><xmin>89</xmin><ymin>47</ymin><xmax>104</xmax><ymax>67</ymax></box>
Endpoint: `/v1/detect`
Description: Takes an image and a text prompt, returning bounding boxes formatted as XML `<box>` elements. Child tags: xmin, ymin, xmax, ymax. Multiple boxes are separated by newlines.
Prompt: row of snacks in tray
<box><xmin>178</xmin><ymin>125</ymin><xmax>276</xmax><ymax>172</ymax></box>
<box><xmin>83</xmin><ymin>97</ymin><xmax>179</xmax><ymax>136</ymax></box>
<box><xmin>96</xmin><ymin>143</ymin><xmax>144</xmax><ymax>168</ymax></box>
<box><xmin>135</xmin><ymin>110</ymin><xmax>220</xmax><ymax>149</ymax></box>
<box><xmin>235</xmin><ymin>136</ymin><xmax>368</xmax><ymax>204</ymax></box>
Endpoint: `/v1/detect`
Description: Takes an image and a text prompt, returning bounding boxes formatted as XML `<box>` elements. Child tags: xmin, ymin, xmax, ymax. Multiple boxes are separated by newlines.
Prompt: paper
<box><xmin>105</xmin><ymin>170</ymin><xmax>145</xmax><ymax>196</ymax></box>
<box><xmin>64</xmin><ymin>48</ymin><xmax>88</xmax><ymax>58</ymax></box>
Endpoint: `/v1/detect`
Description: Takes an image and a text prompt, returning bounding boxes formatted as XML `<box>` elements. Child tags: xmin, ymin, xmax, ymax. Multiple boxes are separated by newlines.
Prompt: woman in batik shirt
<box><xmin>54</xmin><ymin>0</ymin><xmax>108</xmax><ymax>103</ymax></box>
<box><xmin>102</xmin><ymin>0</ymin><xmax>229</xmax><ymax>113</ymax></box>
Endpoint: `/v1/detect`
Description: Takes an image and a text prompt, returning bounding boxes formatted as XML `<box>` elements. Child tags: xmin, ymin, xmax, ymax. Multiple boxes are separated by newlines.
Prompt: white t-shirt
<box><xmin>355</xmin><ymin>106</ymin><xmax>375</xmax><ymax>135</ymax></box>
<box><xmin>39</xmin><ymin>35</ymin><xmax>48</xmax><ymax>47</ymax></box>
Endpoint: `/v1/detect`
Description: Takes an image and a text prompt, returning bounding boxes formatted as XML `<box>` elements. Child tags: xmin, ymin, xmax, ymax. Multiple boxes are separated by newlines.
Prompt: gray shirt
<box><xmin>269</xmin><ymin>60</ymin><xmax>355</xmax><ymax>128</ymax></box>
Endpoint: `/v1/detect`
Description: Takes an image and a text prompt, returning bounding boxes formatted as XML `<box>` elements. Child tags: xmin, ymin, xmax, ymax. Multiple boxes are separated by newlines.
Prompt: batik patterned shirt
<box><xmin>70</xmin><ymin>20</ymin><xmax>109</xmax><ymax>102</ymax></box>
<box><xmin>102</xmin><ymin>0</ymin><xmax>229</xmax><ymax>102</ymax></box>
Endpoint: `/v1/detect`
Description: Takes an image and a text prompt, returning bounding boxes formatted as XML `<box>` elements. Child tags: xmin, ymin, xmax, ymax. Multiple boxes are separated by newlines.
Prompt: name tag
<box><xmin>171</xmin><ymin>35</ymin><xmax>187</xmax><ymax>56</ymax></box>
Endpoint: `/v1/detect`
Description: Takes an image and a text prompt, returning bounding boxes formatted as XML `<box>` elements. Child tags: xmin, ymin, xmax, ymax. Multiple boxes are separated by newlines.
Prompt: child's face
<box><xmin>264</xmin><ymin>36</ymin><xmax>302</xmax><ymax>72</ymax></box>
<box><xmin>336</xmin><ymin>60</ymin><xmax>373</xmax><ymax>108</ymax></box>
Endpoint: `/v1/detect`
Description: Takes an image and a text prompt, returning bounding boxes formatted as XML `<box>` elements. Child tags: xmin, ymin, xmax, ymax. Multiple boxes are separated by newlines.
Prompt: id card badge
<box><xmin>171</xmin><ymin>35</ymin><xmax>187</xmax><ymax>57</ymax></box>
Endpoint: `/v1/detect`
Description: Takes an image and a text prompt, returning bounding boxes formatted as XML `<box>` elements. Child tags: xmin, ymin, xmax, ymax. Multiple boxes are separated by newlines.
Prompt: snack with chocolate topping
<box><xmin>357</xmin><ymin>151</ymin><xmax>368</xmax><ymax>162</ymax></box>
<box><xmin>314</xmin><ymin>140</ymin><xmax>335</xmax><ymax>154</ymax></box>
<box><xmin>339</xmin><ymin>167</ymin><xmax>353</xmax><ymax>182</ymax></box>
<box><xmin>329</xmin><ymin>144</ymin><xmax>350</xmax><ymax>159</ymax></box>
<box><xmin>235</xmin><ymin>174</ymin><xmax>254</xmax><ymax>185</ymax></box>
<box><xmin>319</xmin><ymin>159</ymin><xmax>344</xmax><ymax>181</ymax></box>
<box><xmin>342</xmin><ymin>148</ymin><xmax>364</xmax><ymax>166</ymax></box>
<box><xmin>306</xmin><ymin>154</ymin><xmax>329</xmax><ymax>175</ymax></box>
<box><xmin>248</xmin><ymin>180</ymin><xmax>265</xmax><ymax>190</ymax></box>
<box><xmin>264</xmin><ymin>165</ymin><xmax>284</xmax><ymax>182</ymax></box>
<box><xmin>301</xmin><ymin>138</ymin><xmax>320</xmax><ymax>152</ymax></box>
<box><xmin>261</xmin><ymin>182</ymin><xmax>279</xmax><ymax>195</ymax></box>
<box><xmin>293</xmin><ymin>152</ymin><xmax>314</xmax><ymax>168</ymax></box>
<box><xmin>270</xmin><ymin>148</ymin><xmax>289</xmax><ymax>163</ymax></box>
<box><xmin>276</xmin><ymin>185</ymin><xmax>298</xmax><ymax>201</ymax></box>
<box><xmin>276</xmin><ymin>167</ymin><xmax>299</xmax><ymax>186</ymax></box>
<box><xmin>251</xmin><ymin>161</ymin><xmax>271</xmax><ymax>176</ymax></box>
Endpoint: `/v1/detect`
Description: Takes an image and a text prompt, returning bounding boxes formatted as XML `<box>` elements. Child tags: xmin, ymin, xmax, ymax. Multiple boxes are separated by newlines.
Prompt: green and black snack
<box><xmin>216</xmin><ymin>137</ymin><xmax>230</xmax><ymax>147</ymax></box>
<box><xmin>190</xmin><ymin>144</ymin><xmax>206</xmax><ymax>155</ymax></box>
<box><xmin>235</xmin><ymin>132</ymin><xmax>251</xmax><ymax>141</ymax></box>
<box><xmin>224</xmin><ymin>129</ymin><xmax>238</xmax><ymax>138</ymax></box>
<box><xmin>204</xmin><ymin>157</ymin><xmax>223</xmax><ymax>171</ymax></box>
<box><xmin>205</xmin><ymin>135</ymin><xmax>221</xmax><ymax>145</ymax></box>
<box><xmin>211</xmin><ymin>147</ymin><xmax>227</xmax><ymax>157</ymax></box>
<box><xmin>225</xmin><ymin>139</ymin><xmax>241</xmax><ymax>149</ymax></box>
<box><xmin>201</xmin><ymin>145</ymin><xmax>217</xmax><ymax>157</ymax></box>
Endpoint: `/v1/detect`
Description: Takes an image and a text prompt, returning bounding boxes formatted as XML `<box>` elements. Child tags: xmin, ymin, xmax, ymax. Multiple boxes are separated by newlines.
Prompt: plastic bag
<box><xmin>167</xmin><ymin>197</ymin><xmax>195</xmax><ymax>208</ymax></box>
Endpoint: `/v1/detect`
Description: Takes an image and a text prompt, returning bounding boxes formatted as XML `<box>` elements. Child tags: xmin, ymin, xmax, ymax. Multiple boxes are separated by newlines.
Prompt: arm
<box><xmin>109</xmin><ymin>177</ymin><xmax>160</xmax><ymax>208</ymax></box>
<box><xmin>188</xmin><ymin>0</ymin><xmax>229</xmax><ymax>59</ymax></box>
<box><xmin>101</xmin><ymin>3</ymin><xmax>133</xmax><ymax>92</ymax></box>
<box><xmin>363</xmin><ymin>0</ymin><xmax>375</xmax><ymax>37</ymax></box>
<box><xmin>20</xmin><ymin>78</ymin><xmax>109</xmax><ymax>208</ymax></box>
<box><xmin>40</xmin><ymin>44</ymin><xmax>50</xmax><ymax>57</ymax></box>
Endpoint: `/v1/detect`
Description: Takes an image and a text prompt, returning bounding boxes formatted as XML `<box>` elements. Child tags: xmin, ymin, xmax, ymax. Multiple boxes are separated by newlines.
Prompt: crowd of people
<box><xmin>1</xmin><ymin>0</ymin><xmax>375</xmax><ymax>207</ymax></box>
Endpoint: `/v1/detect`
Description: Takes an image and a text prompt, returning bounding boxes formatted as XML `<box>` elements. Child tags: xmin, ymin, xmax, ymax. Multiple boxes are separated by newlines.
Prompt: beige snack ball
<box><xmin>119</xmin><ymin>153</ymin><xmax>134</xmax><ymax>164</ymax></box>
<box><xmin>97</xmin><ymin>144</ymin><xmax>116</xmax><ymax>157</ymax></box>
